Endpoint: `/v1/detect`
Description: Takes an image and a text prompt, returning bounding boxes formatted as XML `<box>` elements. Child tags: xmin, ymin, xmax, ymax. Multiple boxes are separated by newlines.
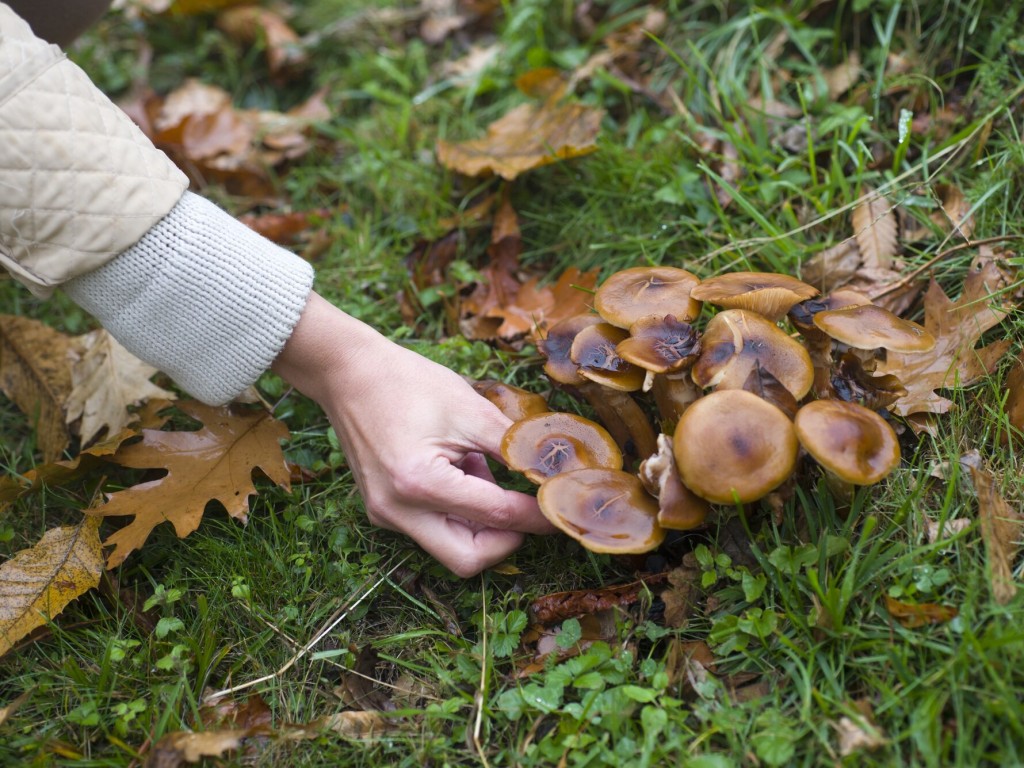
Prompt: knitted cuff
<box><xmin>64</xmin><ymin>192</ymin><xmax>315</xmax><ymax>405</ymax></box>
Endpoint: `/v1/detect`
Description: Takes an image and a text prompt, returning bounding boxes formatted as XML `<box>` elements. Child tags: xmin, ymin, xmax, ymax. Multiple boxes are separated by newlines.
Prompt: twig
<box><xmin>208</xmin><ymin>553</ymin><xmax>411</xmax><ymax>700</ymax></box>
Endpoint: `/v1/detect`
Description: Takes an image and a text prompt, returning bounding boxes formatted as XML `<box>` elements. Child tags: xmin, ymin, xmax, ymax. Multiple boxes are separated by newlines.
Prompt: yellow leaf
<box><xmin>66</xmin><ymin>330</ymin><xmax>177</xmax><ymax>447</ymax></box>
<box><xmin>0</xmin><ymin>316</ymin><xmax>73</xmax><ymax>462</ymax></box>
<box><xmin>92</xmin><ymin>401</ymin><xmax>292</xmax><ymax>568</ymax></box>
<box><xmin>0</xmin><ymin>517</ymin><xmax>103</xmax><ymax>658</ymax></box>
<box><xmin>436</xmin><ymin>101</ymin><xmax>604</xmax><ymax>180</ymax></box>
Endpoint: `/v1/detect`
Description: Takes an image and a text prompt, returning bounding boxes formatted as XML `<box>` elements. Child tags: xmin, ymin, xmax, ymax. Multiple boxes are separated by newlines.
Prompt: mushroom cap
<box><xmin>794</xmin><ymin>399</ymin><xmax>900</xmax><ymax>485</ymax></box>
<box><xmin>538</xmin><ymin>313</ymin><xmax>603</xmax><ymax>386</ymax></box>
<box><xmin>570</xmin><ymin>322</ymin><xmax>645</xmax><ymax>391</ymax></box>
<box><xmin>638</xmin><ymin>434</ymin><xmax>710</xmax><ymax>530</ymax></box>
<box><xmin>673</xmin><ymin>389</ymin><xmax>799</xmax><ymax>504</ymax></box>
<box><xmin>471</xmin><ymin>380</ymin><xmax>549</xmax><ymax>422</ymax></box>
<box><xmin>594</xmin><ymin>267</ymin><xmax>703</xmax><ymax>328</ymax></box>
<box><xmin>501</xmin><ymin>412</ymin><xmax>622</xmax><ymax>484</ymax></box>
<box><xmin>616</xmin><ymin>315</ymin><xmax>701</xmax><ymax>374</ymax></box>
<box><xmin>690</xmin><ymin>271</ymin><xmax>819</xmax><ymax>321</ymax></box>
<box><xmin>812</xmin><ymin>304</ymin><xmax>936</xmax><ymax>352</ymax></box>
<box><xmin>788</xmin><ymin>288</ymin><xmax>872</xmax><ymax>331</ymax></box>
<box><xmin>538</xmin><ymin>468</ymin><xmax>666</xmax><ymax>553</ymax></box>
<box><xmin>691</xmin><ymin>309</ymin><xmax>814</xmax><ymax>398</ymax></box>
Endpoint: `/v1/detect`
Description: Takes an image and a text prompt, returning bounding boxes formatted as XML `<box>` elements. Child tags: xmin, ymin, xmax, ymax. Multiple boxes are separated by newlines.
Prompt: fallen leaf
<box><xmin>0</xmin><ymin>517</ymin><xmax>104</xmax><ymax>657</ymax></box>
<box><xmin>802</xmin><ymin>238</ymin><xmax>860</xmax><ymax>293</ymax></box>
<box><xmin>661</xmin><ymin>563</ymin><xmax>701</xmax><ymax>628</ymax></box>
<box><xmin>281</xmin><ymin>710</ymin><xmax>402</xmax><ymax>740</ymax></box>
<box><xmin>145</xmin><ymin>729</ymin><xmax>246</xmax><ymax>767</ymax></box>
<box><xmin>338</xmin><ymin>646</ymin><xmax>396</xmax><ymax>711</ymax></box>
<box><xmin>65</xmin><ymin>330</ymin><xmax>176</xmax><ymax>447</ymax></box>
<box><xmin>199</xmin><ymin>693</ymin><xmax>273</xmax><ymax>732</ymax></box>
<box><xmin>238</xmin><ymin>209</ymin><xmax>332</xmax><ymax>245</ymax></box>
<box><xmin>528</xmin><ymin>574</ymin><xmax>668</xmax><ymax>626</ymax></box>
<box><xmin>851</xmin><ymin>190</ymin><xmax>898</xmax><ymax>270</ymax></box>
<box><xmin>877</xmin><ymin>259</ymin><xmax>1014</xmax><ymax>416</ymax></box>
<box><xmin>823</xmin><ymin>51</ymin><xmax>862</xmax><ymax>99</ymax></box>
<box><xmin>0</xmin><ymin>316</ymin><xmax>74</xmax><ymax>461</ymax></box>
<box><xmin>436</xmin><ymin>100</ymin><xmax>604</xmax><ymax>180</ymax></box>
<box><xmin>0</xmin><ymin>690</ymin><xmax>30</xmax><ymax>726</ymax></box>
<box><xmin>923</xmin><ymin>517</ymin><xmax>971</xmax><ymax>544</ymax></box>
<box><xmin>883</xmin><ymin>595</ymin><xmax>958</xmax><ymax>628</ymax></box>
<box><xmin>90</xmin><ymin>401</ymin><xmax>292</xmax><ymax>568</ymax></box>
<box><xmin>216</xmin><ymin>6</ymin><xmax>307</xmax><ymax>78</ymax></box>
<box><xmin>835</xmin><ymin>702</ymin><xmax>888</xmax><ymax>757</ymax></box>
<box><xmin>967</xmin><ymin>462</ymin><xmax>1023</xmax><ymax>605</ymax></box>
<box><xmin>1001</xmin><ymin>353</ymin><xmax>1024</xmax><ymax>443</ymax></box>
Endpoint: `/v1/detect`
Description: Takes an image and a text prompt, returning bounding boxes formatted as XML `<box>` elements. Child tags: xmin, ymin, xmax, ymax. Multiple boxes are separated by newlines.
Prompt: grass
<box><xmin>3</xmin><ymin>0</ymin><xmax>1024</xmax><ymax>765</ymax></box>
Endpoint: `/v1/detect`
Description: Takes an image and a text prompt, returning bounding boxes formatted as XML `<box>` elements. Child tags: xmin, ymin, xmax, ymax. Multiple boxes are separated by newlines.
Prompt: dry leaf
<box><xmin>528</xmin><ymin>574</ymin><xmax>668</xmax><ymax>625</ymax></box>
<box><xmin>91</xmin><ymin>401</ymin><xmax>291</xmax><ymax>568</ymax></box>
<box><xmin>1001</xmin><ymin>353</ymin><xmax>1024</xmax><ymax>444</ymax></box>
<box><xmin>877</xmin><ymin>259</ymin><xmax>1014</xmax><ymax>416</ymax></box>
<box><xmin>282</xmin><ymin>711</ymin><xmax>401</xmax><ymax>740</ymax></box>
<box><xmin>145</xmin><ymin>729</ymin><xmax>246</xmax><ymax>767</ymax></box>
<box><xmin>835</xmin><ymin>711</ymin><xmax>888</xmax><ymax>756</ymax></box>
<box><xmin>0</xmin><ymin>690</ymin><xmax>30</xmax><ymax>726</ymax></box>
<box><xmin>823</xmin><ymin>51</ymin><xmax>862</xmax><ymax>99</ymax></box>
<box><xmin>851</xmin><ymin>190</ymin><xmax>898</xmax><ymax>270</ymax></box>
<box><xmin>66</xmin><ymin>330</ymin><xmax>177</xmax><ymax>447</ymax></box>
<box><xmin>238</xmin><ymin>208</ymin><xmax>332</xmax><ymax>245</ymax></box>
<box><xmin>883</xmin><ymin>595</ymin><xmax>958</xmax><ymax>628</ymax></box>
<box><xmin>968</xmin><ymin>463</ymin><xmax>1023</xmax><ymax>605</ymax></box>
<box><xmin>0</xmin><ymin>316</ymin><xmax>74</xmax><ymax>461</ymax></box>
<box><xmin>216</xmin><ymin>6</ymin><xmax>307</xmax><ymax>78</ymax></box>
<box><xmin>0</xmin><ymin>517</ymin><xmax>104</xmax><ymax>657</ymax></box>
<box><xmin>436</xmin><ymin>100</ymin><xmax>604</xmax><ymax>180</ymax></box>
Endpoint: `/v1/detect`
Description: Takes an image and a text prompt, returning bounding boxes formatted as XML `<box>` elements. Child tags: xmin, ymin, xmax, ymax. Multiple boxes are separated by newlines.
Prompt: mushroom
<box><xmin>471</xmin><ymin>379</ymin><xmax>549</xmax><ymax>421</ymax></box>
<box><xmin>537</xmin><ymin>468</ymin><xmax>666</xmax><ymax>553</ymax></box>
<box><xmin>539</xmin><ymin>314</ymin><xmax>657</xmax><ymax>461</ymax></box>
<box><xmin>690</xmin><ymin>271</ymin><xmax>819</xmax><ymax>322</ymax></box>
<box><xmin>788</xmin><ymin>289</ymin><xmax>872</xmax><ymax>399</ymax></box>
<box><xmin>501</xmin><ymin>412</ymin><xmax>622</xmax><ymax>484</ymax></box>
<box><xmin>812</xmin><ymin>304</ymin><xmax>936</xmax><ymax>353</ymax></box>
<box><xmin>740</xmin><ymin>364</ymin><xmax>799</xmax><ymax>420</ymax></box>
<box><xmin>673</xmin><ymin>389</ymin><xmax>799</xmax><ymax>504</ymax></box>
<box><xmin>691</xmin><ymin>309</ymin><xmax>814</xmax><ymax>399</ymax></box>
<box><xmin>594</xmin><ymin>266</ymin><xmax>703</xmax><ymax>328</ymax></box>
<box><xmin>829</xmin><ymin>352</ymin><xmax>907</xmax><ymax>411</ymax></box>
<box><xmin>638</xmin><ymin>434</ymin><xmax>710</xmax><ymax>530</ymax></box>
<box><xmin>570</xmin><ymin>322</ymin><xmax>646</xmax><ymax>392</ymax></box>
<box><xmin>793</xmin><ymin>399</ymin><xmax>900</xmax><ymax>486</ymax></box>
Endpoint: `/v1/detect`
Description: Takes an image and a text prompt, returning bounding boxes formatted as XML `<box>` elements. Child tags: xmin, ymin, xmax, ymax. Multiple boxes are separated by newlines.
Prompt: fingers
<box><xmin>401</xmin><ymin>513</ymin><xmax>527</xmax><ymax>578</ymax></box>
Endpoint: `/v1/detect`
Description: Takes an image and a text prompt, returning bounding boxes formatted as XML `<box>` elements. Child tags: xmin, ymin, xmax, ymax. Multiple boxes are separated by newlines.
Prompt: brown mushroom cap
<box><xmin>538</xmin><ymin>313</ymin><xmax>603</xmax><ymax>386</ymax></box>
<box><xmin>673</xmin><ymin>389</ymin><xmax>798</xmax><ymax>504</ymax></box>
<box><xmin>594</xmin><ymin>267</ymin><xmax>703</xmax><ymax>328</ymax></box>
<box><xmin>638</xmin><ymin>434</ymin><xmax>710</xmax><ymax>530</ymax></box>
<box><xmin>794</xmin><ymin>399</ymin><xmax>900</xmax><ymax>485</ymax></box>
<box><xmin>538</xmin><ymin>468</ymin><xmax>666</xmax><ymax>553</ymax></box>
<box><xmin>616</xmin><ymin>315</ymin><xmax>701</xmax><ymax>374</ymax></box>
<box><xmin>471</xmin><ymin>380</ymin><xmax>549</xmax><ymax>422</ymax></box>
<box><xmin>788</xmin><ymin>288</ymin><xmax>872</xmax><ymax>331</ymax></box>
<box><xmin>812</xmin><ymin>304</ymin><xmax>936</xmax><ymax>352</ymax></box>
<box><xmin>501</xmin><ymin>412</ymin><xmax>622</xmax><ymax>484</ymax></box>
<box><xmin>691</xmin><ymin>309</ymin><xmax>814</xmax><ymax>398</ymax></box>
<box><xmin>570</xmin><ymin>322</ymin><xmax>645</xmax><ymax>391</ymax></box>
<box><xmin>690</xmin><ymin>271</ymin><xmax>819</xmax><ymax>321</ymax></box>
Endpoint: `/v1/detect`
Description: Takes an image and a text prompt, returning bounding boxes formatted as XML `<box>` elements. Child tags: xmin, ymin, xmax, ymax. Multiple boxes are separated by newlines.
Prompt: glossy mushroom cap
<box><xmin>570</xmin><ymin>322</ymin><xmax>645</xmax><ymax>391</ymax></box>
<box><xmin>638</xmin><ymin>434</ymin><xmax>710</xmax><ymax>530</ymax></box>
<box><xmin>691</xmin><ymin>309</ymin><xmax>814</xmax><ymax>399</ymax></box>
<box><xmin>788</xmin><ymin>288</ymin><xmax>872</xmax><ymax>331</ymax></box>
<box><xmin>538</xmin><ymin>313</ymin><xmax>603</xmax><ymax>386</ymax></box>
<box><xmin>794</xmin><ymin>399</ymin><xmax>900</xmax><ymax>485</ymax></box>
<box><xmin>812</xmin><ymin>304</ymin><xmax>936</xmax><ymax>352</ymax></box>
<box><xmin>690</xmin><ymin>271</ymin><xmax>819</xmax><ymax>322</ymax></box>
<box><xmin>673</xmin><ymin>389</ymin><xmax>799</xmax><ymax>504</ymax></box>
<box><xmin>538</xmin><ymin>468</ymin><xmax>666</xmax><ymax>553</ymax></box>
<box><xmin>501</xmin><ymin>412</ymin><xmax>622</xmax><ymax>484</ymax></box>
<box><xmin>616</xmin><ymin>315</ymin><xmax>701</xmax><ymax>374</ymax></box>
<box><xmin>594</xmin><ymin>266</ymin><xmax>703</xmax><ymax>328</ymax></box>
<box><xmin>472</xmin><ymin>380</ymin><xmax>549</xmax><ymax>422</ymax></box>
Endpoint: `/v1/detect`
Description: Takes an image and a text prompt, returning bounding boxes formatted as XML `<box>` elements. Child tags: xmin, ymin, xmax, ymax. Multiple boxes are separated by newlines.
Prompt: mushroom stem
<box><xmin>578</xmin><ymin>381</ymin><xmax>658</xmax><ymax>462</ymax></box>
<box><xmin>652</xmin><ymin>372</ymin><xmax>701</xmax><ymax>430</ymax></box>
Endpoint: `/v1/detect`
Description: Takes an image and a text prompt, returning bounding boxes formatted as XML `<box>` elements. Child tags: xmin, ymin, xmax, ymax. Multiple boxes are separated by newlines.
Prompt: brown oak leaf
<box><xmin>90</xmin><ymin>401</ymin><xmax>291</xmax><ymax>568</ymax></box>
<box><xmin>877</xmin><ymin>259</ymin><xmax>1014</xmax><ymax>416</ymax></box>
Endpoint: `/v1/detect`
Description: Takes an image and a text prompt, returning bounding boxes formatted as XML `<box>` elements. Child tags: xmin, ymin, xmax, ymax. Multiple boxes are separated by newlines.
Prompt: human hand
<box><xmin>272</xmin><ymin>293</ymin><xmax>554</xmax><ymax>576</ymax></box>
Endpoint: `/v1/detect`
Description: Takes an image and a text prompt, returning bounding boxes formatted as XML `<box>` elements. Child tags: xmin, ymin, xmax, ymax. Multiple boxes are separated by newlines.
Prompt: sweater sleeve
<box><xmin>63</xmin><ymin>191</ymin><xmax>315</xmax><ymax>405</ymax></box>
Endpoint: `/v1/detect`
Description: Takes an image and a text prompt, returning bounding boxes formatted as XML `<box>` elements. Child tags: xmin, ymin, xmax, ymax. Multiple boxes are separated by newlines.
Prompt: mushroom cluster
<box><xmin>489</xmin><ymin>266</ymin><xmax>934</xmax><ymax>554</ymax></box>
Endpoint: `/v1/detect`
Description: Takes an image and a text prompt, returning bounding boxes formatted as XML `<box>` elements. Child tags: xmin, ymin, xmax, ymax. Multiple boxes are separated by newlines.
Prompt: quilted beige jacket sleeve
<box><xmin>0</xmin><ymin>3</ymin><xmax>187</xmax><ymax>297</ymax></box>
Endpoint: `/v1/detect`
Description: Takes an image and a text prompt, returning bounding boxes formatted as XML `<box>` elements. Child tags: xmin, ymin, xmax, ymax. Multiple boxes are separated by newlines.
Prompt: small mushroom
<box><xmin>638</xmin><ymin>434</ymin><xmax>710</xmax><ymax>530</ymax></box>
<box><xmin>501</xmin><ymin>412</ymin><xmax>622</xmax><ymax>484</ymax></box>
<box><xmin>617</xmin><ymin>314</ymin><xmax>702</xmax><ymax>427</ymax></box>
<box><xmin>812</xmin><ymin>304</ymin><xmax>936</xmax><ymax>353</ymax></box>
<box><xmin>793</xmin><ymin>399</ymin><xmax>900</xmax><ymax>486</ymax></box>
<box><xmin>538</xmin><ymin>313</ymin><xmax>602</xmax><ymax>387</ymax></box>
<box><xmin>595</xmin><ymin>266</ymin><xmax>703</xmax><ymax>328</ymax></box>
<box><xmin>691</xmin><ymin>309</ymin><xmax>814</xmax><ymax>399</ymax></box>
<box><xmin>570</xmin><ymin>322</ymin><xmax>646</xmax><ymax>392</ymax></box>
<box><xmin>538</xmin><ymin>468</ymin><xmax>666</xmax><ymax>553</ymax></box>
<box><xmin>673</xmin><ymin>389</ymin><xmax>799</xmax><ymax>504</ymax></box>
<box><xmin>471</xmin><ymin>380</ymin><xmax>549</xmax><ymax>421</ymax></box>
<box><xmin>690</xmin><ymin>271</ymin><xmax>819</xmax><ymax>322</ymax></box>
<box><xmin>788</xmin><ymin>289</ymin><xmax>873</xmax><ymax>399</ymax></box>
